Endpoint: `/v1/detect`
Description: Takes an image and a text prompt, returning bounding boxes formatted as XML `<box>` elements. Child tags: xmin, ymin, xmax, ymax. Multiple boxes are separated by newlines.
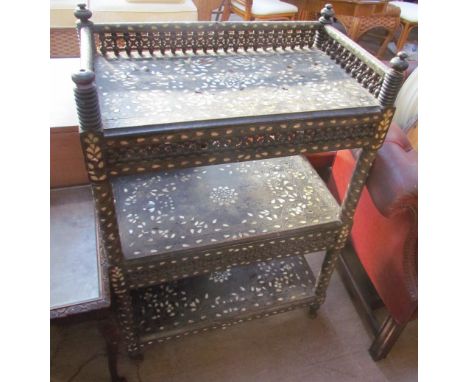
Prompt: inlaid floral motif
<box><xmin>209</xmin><ymin>269</ymin><xmax>232</xmax><ymax>283</ymax></box>
<box><xmin>82</xmin><ymin>133</ymin><xmax>106</xmax><ymax>181</ymax></box>
<box><xmin>95</xmin><ymin>48</ymin><xmax>380</xmax><ymax>130</ymax></box>
<box><xmin>209</xmin><ymin>186</ymin><xmax>239</xmax><ymax>206</ymax></box>
<box><xmin>133</xmin><ymin>257</ymin><xmax>315</xmax><ymax>340</ymax></box>
<box><xmin>111</xmin><ymin>156</ymin><xmax>340</xmax><ymax>259</ymax></box>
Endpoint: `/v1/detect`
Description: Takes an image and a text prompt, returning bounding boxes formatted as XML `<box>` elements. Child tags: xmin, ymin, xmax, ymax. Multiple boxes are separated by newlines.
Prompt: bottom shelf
<box><xmin>133</xmin><ymin>256</ymin><xmax>315</xmax><ymax>346</ymax></box>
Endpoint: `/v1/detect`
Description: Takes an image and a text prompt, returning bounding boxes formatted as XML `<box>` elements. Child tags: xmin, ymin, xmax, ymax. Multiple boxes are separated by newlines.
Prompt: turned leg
<box><xmin>309</xmin><ymin>249</ymin><xmax>341</xmax><ymax>317</ymax></box>
<box><xmin>369</xmin><ymin>314</ymin><xmax>406</xmax><ymax>361</ymax></box>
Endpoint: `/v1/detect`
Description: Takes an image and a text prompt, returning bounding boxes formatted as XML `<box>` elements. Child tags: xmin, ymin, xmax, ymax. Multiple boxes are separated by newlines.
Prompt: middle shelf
<box><xmin>111</xmin><ymin>155</ymin><xmax>342</xmax><ymax>287</ymax></box>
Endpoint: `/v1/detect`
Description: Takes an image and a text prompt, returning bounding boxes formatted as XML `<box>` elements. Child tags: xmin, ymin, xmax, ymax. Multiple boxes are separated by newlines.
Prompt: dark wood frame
<box><xmin>71</xmin><ymin>3</ymin><xmax>408</xmax><ymax>358</ymax></box>
<box><xmin>337</xmin><ymin>243</ymin><xmax>416</xmax><ymax>361</ymax></box>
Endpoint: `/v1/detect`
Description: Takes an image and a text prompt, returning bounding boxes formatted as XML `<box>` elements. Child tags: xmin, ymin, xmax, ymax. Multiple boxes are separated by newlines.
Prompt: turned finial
<box><xmin>377</xmin><ymin>51</ymin><xmax>409</xmax><ymax>106</ymax></box>
<box><xmin>390</xmin><ymin>51</ymin><xmax>409</xmax><ymax>72</ymax></box>
<box><xmin>72</xmin><ymin>69</ymin><xmax>95</xmax><ymax>86</ymax></box>
<box><xmin>74</xmin><ymin>3</ymin><xmax>92</xmax><ymax>24</ymax></box>
<box><xmin>319</xmin><ymin>4</ymin><xmax>335</xmax><ymax>25</ymax></box>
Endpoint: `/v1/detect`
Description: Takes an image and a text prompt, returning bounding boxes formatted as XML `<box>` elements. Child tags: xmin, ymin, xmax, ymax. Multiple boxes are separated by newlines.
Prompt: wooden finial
<box><xmin>319</xmin><ymin>4</ymin><xmax>335</xmax><ymax>25</ymax></box>
<box><xmin>390</xmin><ymin>51</ymin><xmax>409</xmax><ymax>72</ymax></box>
<box><xmin>72</xmin><ymin>69</ymin><xmax>95</xmax><ymax>86</ymax></box>
<box><xmin>71</xmin><ymin>69</ymin><xmax>102</xmax><ymax>132</ymax></box>
<box><xmin>377</xmin><ymin>51</ymin><xmax>409</xmax><ymax>106</ymax></box>
<box><xmin>74</xmin><ymin>3</ymin><xmax>92</xmax><ymax>24</ymax></box>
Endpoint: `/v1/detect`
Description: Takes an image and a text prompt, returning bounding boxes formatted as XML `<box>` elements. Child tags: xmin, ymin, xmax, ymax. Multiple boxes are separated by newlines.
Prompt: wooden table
<box><xmin>50</xmin><ymin>186</ymin><xmax>125</xmax><ymax>382</ymax></box>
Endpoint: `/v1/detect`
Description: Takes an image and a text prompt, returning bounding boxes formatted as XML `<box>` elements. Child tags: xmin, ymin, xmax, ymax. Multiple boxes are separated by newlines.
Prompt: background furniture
<box><xmin>193</xmin><ymin>0</ymin><xmax>226</xmax><ymax>20</ymax></box>
<box><xmin>50</xmin><ymin>0</ymin><xmax>198</xmax><ymax>57</ymax></box>
<box><xmin>297</xmin><ymin>0</ymin><xmax>389</xmax><ymax>21</ymax></box>
<box><xmin>89</xmin><ymin>0</ymin><xmax>198</xmax><ymax>22</ymax></box>
<box><xmin>72</xmin><ymin>4</ymin><xmax>408</xmax><ymax>358</ymax></box>
<box><xmin>298</xmin><ymin>0</ymin><xmax>401</xmax><ymax>58</ymax></box>
<box><xmin>225</xmin><ymin>0</ymin><xmax>298</xmax><ymax>20</ymax></box>
<box><xmin>51</xmin><ymin>186</ymin><xmax>125</xmax><ymax>381</ymax></box>
<box><xmin>390</xmin><ymin>1</ymin><xmax>418</xmax><ymax>51</ymax></box>
<box><xmin>327</xmin><ymin>67</ymin><xmax>418</xmax><ymax>360</ymax></box>
<box><xmin>50</xmin><ymin>0</ymin><xmax>85</xmax><ymax>57</ymax></box>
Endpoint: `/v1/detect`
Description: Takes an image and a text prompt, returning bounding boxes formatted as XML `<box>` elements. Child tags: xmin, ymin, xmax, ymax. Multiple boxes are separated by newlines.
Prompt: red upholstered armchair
<box><xmin>329</xmin><ymin>123</ymin><xmax>417</xmax><ymax>360</ymax></box>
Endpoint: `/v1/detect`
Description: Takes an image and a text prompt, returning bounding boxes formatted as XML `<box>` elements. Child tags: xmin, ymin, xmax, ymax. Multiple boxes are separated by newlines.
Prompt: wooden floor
<box><xmin>51</xmin><ymin>253</ymin><xmax>417</xmax><ymax>382</ymax></box>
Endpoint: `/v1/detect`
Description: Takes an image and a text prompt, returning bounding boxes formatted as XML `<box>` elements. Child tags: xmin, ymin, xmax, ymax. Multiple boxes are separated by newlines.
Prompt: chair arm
<box><xmin>365</xmin><ymin>123</ymin><xmax>418</xmax><ymax>218</ymax></box>
<box><xmin>362</xmin><ymin>123</ymin><xmax>418</xmax><ymax>301</ymax></box>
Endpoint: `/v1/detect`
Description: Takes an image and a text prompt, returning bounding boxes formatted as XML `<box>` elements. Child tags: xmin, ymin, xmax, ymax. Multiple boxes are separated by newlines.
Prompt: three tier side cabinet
<box><xmin>71</xmin><ymin>3</ymin><xmax>408</xmax><ymax>358</ymax></box>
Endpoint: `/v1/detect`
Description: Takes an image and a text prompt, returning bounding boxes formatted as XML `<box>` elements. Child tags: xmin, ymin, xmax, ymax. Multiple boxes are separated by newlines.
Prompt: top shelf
<box><xmin>73</xmin><ymin>18</ymin><xmax>403</xmax><ymax>174</ymax></box>
<box><xmin>71</xmin><ymin>20</ymin><xmax>393</xmax><ymax>137</ymax></box>
<box><xmin>95</xmin><ymin>47</ymin><xmax>380</xmax><ymax>131</ymax></box>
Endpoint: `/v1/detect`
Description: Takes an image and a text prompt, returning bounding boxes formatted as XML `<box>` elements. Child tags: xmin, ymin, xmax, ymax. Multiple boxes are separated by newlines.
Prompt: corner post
<box><xmin>378</xmin><ymin>52</ymin><xmax>409</xmax><ymax>107</ymax></box>
<box><xmin>314</xmin><ymin>4</ymin><xmax>334</xmax><ymax>50</ymax></box>
<box><xmin>72</xmin><ymin>71</ymin><xmax>140</xmax><ymax>358</ymax></box>
<box><xmin>72</xmin><ymin>70</ymin><xmax>119</xmax><ymax>264</ymax></box>
<box><xmin>72</xmin><ymin>70</ymin><xmax>102</xmax><ymax>135</ymax></box>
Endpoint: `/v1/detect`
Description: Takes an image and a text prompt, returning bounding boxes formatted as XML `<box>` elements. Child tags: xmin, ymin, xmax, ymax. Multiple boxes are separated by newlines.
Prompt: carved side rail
<box><xmin>103</xmin><ymin>112</ymin><xmax>382</xmax><ymax>177</ymax></box>
<box><xmin>92</xmin><ymin>21</ymin><xmax>322</xmax><ymax>56</ymax></box>
<box><xmin>320</xmin><ymin>25</ymin><xmax>388</xmax><ymax>99</ymax></box>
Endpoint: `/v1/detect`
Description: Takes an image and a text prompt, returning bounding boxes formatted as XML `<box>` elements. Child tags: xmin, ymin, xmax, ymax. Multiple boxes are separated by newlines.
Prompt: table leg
<box><xmin>98</xmin><ymin>317</ymin><xmax>127</xmax><ymax>382</ymax></box>
<box><xmin>376</xmin><ymin>29</ymin><xmax>394</xmax><ymax>59</ymax></box>
<box><xmin>309</xmin><ymin>248</ymin><xmax>341</xmax><ymax>317</ymax></box>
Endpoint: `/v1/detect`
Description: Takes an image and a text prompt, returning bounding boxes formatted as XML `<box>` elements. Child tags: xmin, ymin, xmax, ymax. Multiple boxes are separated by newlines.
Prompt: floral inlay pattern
<box><xmin>209</xmin><ymin>186</ymin><xmax>239</xmax><ymax>206</ymax></box>
<box><xmin>95</xmin><ymin>48</ymin><xmax>380</xmax><ymax>129</ymax></box>
<box><xmin>133</xmin><ymin>257</ymin><xmax>314</xmax><ymax>337</ymax></box>
<box><xmin>209</xmin><ymin>269</ymin><xmax>232</xmax><ymax>283</ymax></box>
<box><xmin>111</xmin><ymin>156</ymin><xmax>340</xmax><ymax>259</ymax></box>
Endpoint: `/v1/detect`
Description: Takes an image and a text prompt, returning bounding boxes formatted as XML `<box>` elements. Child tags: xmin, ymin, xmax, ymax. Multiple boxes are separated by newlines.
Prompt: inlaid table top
<box><xmin>112</xmin><ymin>155</ymin><xmax>341</xmax><ymax>260</ymax></box>
<box><xmin>95</xmin><ymin>47</ymin><xmax>380</xmax><ymax>130</ymax></box>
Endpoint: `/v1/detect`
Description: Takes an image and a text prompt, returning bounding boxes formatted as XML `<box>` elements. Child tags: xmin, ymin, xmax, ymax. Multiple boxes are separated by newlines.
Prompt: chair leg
<box><xmin>369</xmin><ymin>314</ymin><xmax>406</xmax><ymax>361</ymax></box>
<box><xmin>221</xmin><ymin>0</ymin><xmax>231</xmax><ymax>21</ymax></box>
<box><xmin>396</xmin><ymin>22</ymin><xmax>412</xmax><ymax>52</ymax></box>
